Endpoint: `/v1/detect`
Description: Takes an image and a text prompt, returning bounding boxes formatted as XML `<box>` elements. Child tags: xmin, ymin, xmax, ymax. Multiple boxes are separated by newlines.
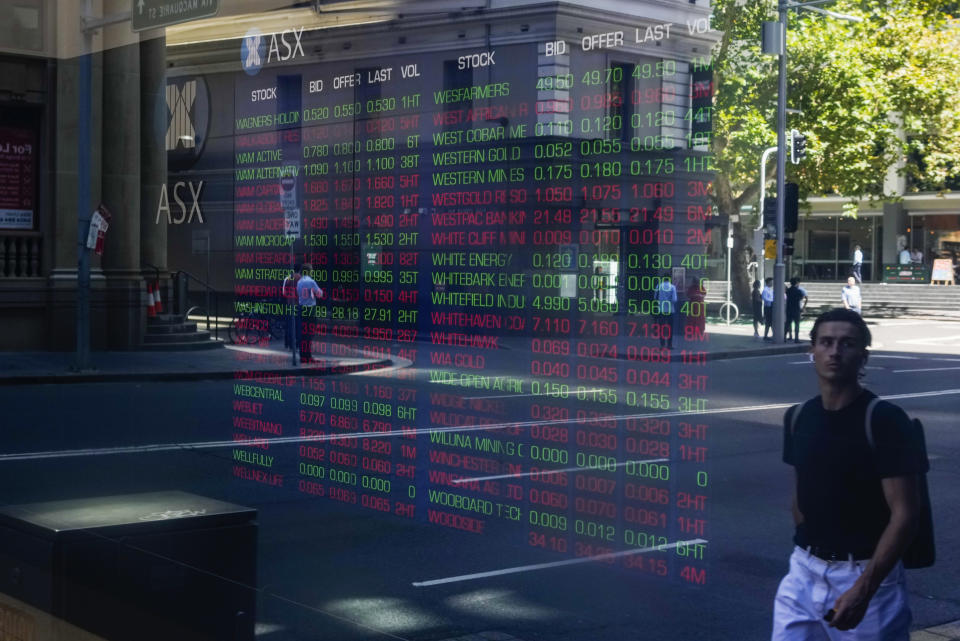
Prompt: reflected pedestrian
<box><xmin>762</xmin><ymin>277</ymin><xmax>775</xmax><ymax>341</ymax></box>
<box><xmin>655</xmin><ymin>272</ymin><xmax>677</xmax><ymax>350</ymax></box>
<box><xmin>785</xmin><ymin>277</ymin><xmax>808</xmax><ymax>343</ymax></box>
<box><xmin>752</xmin><ymin>279</ymin><xmax>763</xmax><ymax>339</ymax></box>
<box><xmin>772</xmin><ymin>308</ymin><xmax>926</xmax><ymax>640</ymax></box>
<box><xmin>852</xmin><ymin>244</ymin><xmax>863</xmax><ymax>284</ymax></box>
<box><xmin>841</xmin><ymin>276</ymin><xmax>862</xmax><ymax>316</ymax></box>
<box><xmin>281</xmin><ymin>264</ymin><xmax>301</xmax><ymax>350</ymax></box>
<box><xmin>296</xmin><ymin>263</ymin><xmax>323</xmax><ymax>363</ymax></box>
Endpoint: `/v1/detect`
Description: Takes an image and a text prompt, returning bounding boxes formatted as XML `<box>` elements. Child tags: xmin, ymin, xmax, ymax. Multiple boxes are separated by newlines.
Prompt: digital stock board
<box><xmin>177</xmin><ymin>22</ymin><xmax>716</xmax><ymax>586</ymax></box>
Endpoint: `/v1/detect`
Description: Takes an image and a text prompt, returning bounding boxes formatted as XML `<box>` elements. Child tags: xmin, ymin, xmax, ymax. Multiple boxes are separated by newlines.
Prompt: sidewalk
<box><xmin>0</xmin><ymin>343</ymin><xmax>392</xmax><ymax>385</ymax></box>
<box><xmin>0</xmin><ymin>320</ymin><xmax>807</xmax><ymax>385</ymax></box>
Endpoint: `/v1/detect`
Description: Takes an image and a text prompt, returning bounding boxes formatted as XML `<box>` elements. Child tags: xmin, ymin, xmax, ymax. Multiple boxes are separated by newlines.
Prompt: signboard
<box><xmin>931</xmin><ymin>258</ymin><xmax>955</xmax><ymax>284</ymax></box>
<box><xmin>283</xmin><ymin>208</ymin><xmax>301</xmax><ymax>239</ymax></box>
<box><xmin>882</xmin><ymin>264</ymin><xmax>930</xmax><ymax>283</ymax></box>
<box><xmin>0</xmin><ymin>126</ymin><xmax>36</xmax><ymax>230</ymax></box>
<box><xmin>280</xmin><ymin>175</ymin><xmax>299</xmax><ymax>239</ymax></box>
<box><xmin>764</xmin><ymin>238</ymin><xmax>777</xmax><ymax>259</ymax></box>
<box><xmin>131</xmin><ymin>0</ymin><xmax>219</xmax><ymax>32</ymax></box>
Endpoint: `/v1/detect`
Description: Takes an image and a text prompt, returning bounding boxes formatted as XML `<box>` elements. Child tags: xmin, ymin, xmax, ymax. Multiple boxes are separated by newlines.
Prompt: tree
<box><xmin>710</xmin><ymin>0</ymin><xmax>960</xmax><ymax>306</ymax></box>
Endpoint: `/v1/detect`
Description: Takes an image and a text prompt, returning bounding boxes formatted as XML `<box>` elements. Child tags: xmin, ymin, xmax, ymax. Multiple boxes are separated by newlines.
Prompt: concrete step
<box><xmin>140</xmin><ymin>338</ymin><xmax>226</xmax><ymax>351</ymax></box>
<box><xmin>143</xmin><ymin>329</ymin><xmax>214</xmax><ymax>344</ymax></box>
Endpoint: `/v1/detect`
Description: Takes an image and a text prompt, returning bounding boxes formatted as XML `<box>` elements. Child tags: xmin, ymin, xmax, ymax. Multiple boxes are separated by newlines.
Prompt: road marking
<box><xmin>412</xmin><ymin>538</ymin><xmax>707</xmax><ymax>587</ymax></box>
<box><xmin>896</xmin><ymin>335</ymin><xmax>960</xmax><ymax>346</ymax></box>
<box><xmin>462</xmin><ymin>389</ymin><xmax>606</xmax><ymax>401</ymax></box>
<box><xmin>893</xmin><ymin>366</ymin><xmax>960</xmax><ymax>373</ymax></box>
<box><xmin>451</xmin><ymin>458</ymin><xmax>668</xmax><ymax>484</ymax></box>
<box><xmin>3</xmin><ymin>390</ymin><xmax>958</xmax><ymax>463</ymax></box>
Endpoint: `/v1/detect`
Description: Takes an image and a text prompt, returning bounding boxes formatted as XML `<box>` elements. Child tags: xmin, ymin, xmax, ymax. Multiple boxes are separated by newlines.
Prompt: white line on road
<box><xmin>3</xmin><ymin>390</ymin><xmax>959</xmax><ymax>463</ymax></box>
<box><xmin>461</xmin><ymin>389</ymin><xmax>605</xmax><ymax>400</ymax></box>
<box><xmin>892</xmin><ymin>367</ymin><xmax>960</xmax><ymax>374</ymax></box>
<box><xmin>411</xmin><ymin>538</ymin><xmax>708</xmax><ymax>587</ymax></box>
<box><xmin>896</xmin><ymin>335</ymin><xmax>960</xmax><ymax>346</ymax></box>
<box><xmin>451</xmin><ymin>458</ymin><xmax>668</xmax><ymax>484</ymax></box>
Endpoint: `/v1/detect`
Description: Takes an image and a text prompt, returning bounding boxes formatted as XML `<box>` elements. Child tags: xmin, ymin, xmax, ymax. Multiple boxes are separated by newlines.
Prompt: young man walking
<box><xmin>772</xmin><ymin>308</ymin><xmax>927</xmax><ymax>641</ymax></box>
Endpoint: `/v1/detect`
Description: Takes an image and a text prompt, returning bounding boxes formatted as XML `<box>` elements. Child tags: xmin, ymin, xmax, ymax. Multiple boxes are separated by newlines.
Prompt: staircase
<box><xmin>142</xmin><ymin>314</ymin><xmax>225</xmax><ymax>351</ymax></box>
<box><xmin>705</xmin><ymin>281</ymin><xmax>960</xmax><ymax>320</ymax></box>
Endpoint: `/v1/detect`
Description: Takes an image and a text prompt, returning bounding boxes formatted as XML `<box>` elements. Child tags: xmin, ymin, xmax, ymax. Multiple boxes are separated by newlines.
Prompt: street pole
<box><xmin>757</xmin><ymin>145</ymin><xmax>777</xmax><ymax>286</ymax></box>
<box><xmin>74</xmin><ymin>1</ymin><xmax>93</xmax><ymax>371</ymax></box>
<box><xmin>774</xmin><ymin>12</ymin><xmax>788</xmax><ymax>344</ymax></box>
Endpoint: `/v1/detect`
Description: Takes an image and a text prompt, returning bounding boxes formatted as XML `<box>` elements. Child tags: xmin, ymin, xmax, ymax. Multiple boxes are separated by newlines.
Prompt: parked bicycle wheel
<box><xmin>718</xmin><ymin>301</ymin><xmax>739</xmax><ymax>325</ymax></box>
<box><xmin>229</xmin><ymin>313</ymin><xmax>266</xmax><ymax>345</ymax></box>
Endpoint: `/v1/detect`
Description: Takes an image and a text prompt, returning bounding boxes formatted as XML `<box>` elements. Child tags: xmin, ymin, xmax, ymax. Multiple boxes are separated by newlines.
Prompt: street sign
<box><xmin>132</xmin><ymin>0</ymin><xmax>219</xmax><ymax>32</ymax></box>
<box><xmin>284</xmin><ymin>208</ymin><xmax>301</xmax><ymax>239</ymax></box>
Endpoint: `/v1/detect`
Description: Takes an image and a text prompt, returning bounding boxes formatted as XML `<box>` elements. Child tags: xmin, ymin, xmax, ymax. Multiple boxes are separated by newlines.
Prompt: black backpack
<box><xmin>789</xmin><ymin>398</ymin><xmax>935</xmax><ymax>569</ymax></box>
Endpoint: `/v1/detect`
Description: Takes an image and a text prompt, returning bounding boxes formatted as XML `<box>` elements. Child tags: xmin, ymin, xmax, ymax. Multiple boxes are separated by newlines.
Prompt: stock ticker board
<box><xmin>205</xmin><ymin>35</ymin><xmax>714</xmax><ymax>586</ymax></box>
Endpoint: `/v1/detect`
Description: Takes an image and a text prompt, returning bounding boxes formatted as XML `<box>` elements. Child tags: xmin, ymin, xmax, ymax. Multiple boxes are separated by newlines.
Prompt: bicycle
<box><xmin>718</xmin><ymin>301</ymin><xmax>739</xmax><ymax>325</ymax></box>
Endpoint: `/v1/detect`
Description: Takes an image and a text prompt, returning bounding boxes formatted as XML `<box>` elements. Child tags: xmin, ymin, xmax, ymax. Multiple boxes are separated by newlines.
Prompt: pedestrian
<box><xmin>899</xmin><ymin>246</ymin><xmax>911</xmax><ymax>265</ymax></box>
<box><xmin>654</xmin><ymin>272</ymin><xmax>677</xmax><ymax>350</ymax></box>
<box><xmin>772</xmin><ymin>308</ymin><xmax>927</xmax><ymax>641</ymax></box>
<box><xmin>685</xmin><ymin>278</ymin><xmax>706</xmax><ymax>338</ymax></box>
<box><xmin>910</xmin><ymin>247</ymin><xmax>923</xmax><ymax>264</ymax></box>
<box><xmin>752</xmin><ymin>279</ymin><xmax>763</xmax><ymax>339</ymax></box>
<box><xmin>852</xmin><ymin>244</ymin><xmax>863</xmax><ymax>284</ymax></box>
<box><xmin>762</xmin><ymin>277</ymin><xmax>775</xmax><ymax>341</ymax></box>
<box><xmin>785</xmin><ymin>277</ymin><xmax>808</xmax><ymax>343</ymax></box>
<box><xmin>295</xmin><ymin>263</ymin><xmax>323</xmax><ymax>363</ymax></box>
<box><xmin>592</xmin><ymin>265</ymin><xmax>606</xmax><ymax>301</ymax></box>
<box><xmin>842</xmin><ymin>276</ymin><xmax>862</xmax><ymax>316</ymax></box>
<box><xmin>281</xmin><ymin>264</ymin><xmax>301</xmax><ymax>350</ymax></box>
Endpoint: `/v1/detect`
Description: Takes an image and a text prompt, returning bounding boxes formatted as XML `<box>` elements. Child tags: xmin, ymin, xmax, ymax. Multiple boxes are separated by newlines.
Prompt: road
<box><xmin>1</xmin><ymin>318</ymin><xmax>958</xmax><ymax>641</ymax></box>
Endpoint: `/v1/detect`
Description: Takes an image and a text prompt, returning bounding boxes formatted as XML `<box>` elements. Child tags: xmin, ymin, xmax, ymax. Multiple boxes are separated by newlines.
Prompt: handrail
<box><xmin>142</xmin><ymin>262</ymin><xmax>161</xmax><ymax>286</ymax></box>
<box><xmin>173</xmin><ymin>269</ymin><xmax>220</xmax><ymax>341</ymax></box>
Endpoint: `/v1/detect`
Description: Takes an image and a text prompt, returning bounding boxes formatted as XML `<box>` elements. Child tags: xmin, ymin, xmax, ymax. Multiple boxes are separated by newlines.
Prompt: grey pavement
<box><xmin>0</xmin><ymin>320</ymin><xmax>807</xmax><ymax>385</ymax></box>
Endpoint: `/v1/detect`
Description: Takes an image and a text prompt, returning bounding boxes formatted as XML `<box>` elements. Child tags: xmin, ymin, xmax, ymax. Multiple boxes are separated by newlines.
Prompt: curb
<box><xmin>0</xmin><ymin>358</ymin><xmax>394</xmax><ymax>386</ymax></box>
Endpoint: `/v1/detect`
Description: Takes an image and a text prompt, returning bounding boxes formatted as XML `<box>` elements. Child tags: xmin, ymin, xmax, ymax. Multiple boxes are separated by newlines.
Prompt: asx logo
<box><xmin>242</xmin><ymin>26</ymin><xmax>305</xmax><ymax>75</ymax></box>
<box><xmin>164</xmin><ymin>76</ymin><xmax>209</xmax><ymax>172</ymax></box>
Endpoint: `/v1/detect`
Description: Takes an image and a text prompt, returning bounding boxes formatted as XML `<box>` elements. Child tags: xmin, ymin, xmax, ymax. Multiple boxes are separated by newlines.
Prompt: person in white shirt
<box><xmin>899</xmin><ymin>248</ymin><xmax>911</xmax><ymax>265</ymax></box>
<box><xmin>841</xmin><ymin>276</ymin><xmax>862</xmax><ymax>315</ymax></box>
<box><xmin>295</xmin><ymin>264</ymin><xmax>323</xmax><ymax>362</ymax></box>
<box><xmin>852</xmin><ymin>245</ymin><xmax>863</xmax><ymax>283</ymax></box>
<box><xmin>910</xmin><ymin>248</ymin><xmax>923</xmax><ymax>264</ymax></box>
<box><xmin>762</xmin><ymin>277</ymin><xmax>775</xmax><ymax>340</ymax></box>
<box><xmin>654</xmin><ymin>273</ymin><xmax>677</xmax><ymax>350</ymax></box>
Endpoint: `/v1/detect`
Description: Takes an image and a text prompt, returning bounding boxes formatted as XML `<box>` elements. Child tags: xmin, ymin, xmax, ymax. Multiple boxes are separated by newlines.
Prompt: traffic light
<box><xmin>785</xmin><ymin>182</ymin><xmax>799</xmax><ymax>233</ymax></box>
<box><xmin>783</xmin><ymin>237</ymin><xmax>795</xmax><ymax>256</ymax></box>
<box><xmin>790</xmin><ymin>129</ymin><xmax>807</xmax><ymax>164</ymax></box>
<box><xmin>763</xmin><ymin>196</ymin><xmax>777</xmax><ymax>227</ymax></box>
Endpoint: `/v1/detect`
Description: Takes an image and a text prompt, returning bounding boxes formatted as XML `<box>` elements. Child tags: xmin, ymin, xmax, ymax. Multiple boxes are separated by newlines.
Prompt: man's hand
<box><xmin>828</xmin><ymin>581</ymin><xmax>873</xmax><ymax>630</ymax></box>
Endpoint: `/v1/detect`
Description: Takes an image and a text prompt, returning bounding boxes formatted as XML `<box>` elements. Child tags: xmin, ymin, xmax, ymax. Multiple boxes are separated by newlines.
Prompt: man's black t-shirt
<box><xmin>783</xmin><ymin>390</ymin><xmax>928</xmax><ymax>557</ymax></box>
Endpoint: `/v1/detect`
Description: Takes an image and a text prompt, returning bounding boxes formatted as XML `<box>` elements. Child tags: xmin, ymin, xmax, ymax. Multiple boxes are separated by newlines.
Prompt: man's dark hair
<box><xmin>293</xmin><ymin>263</ymin><xmax>302</xmax><ymax>273</ymax></box>
<box><xmin>790</xmin><ymin>277</ymin><xmax>799</xmax><ymax>286</ymax></box>
<box><xmin>809</xmin><ymin>308</ymin><xmax>871</xmax><ymax>348</ymax></box>
<box><xmin>764</xmin><ymin>277</ymin><xmax>773</xmax><ymax>285</ymax></box>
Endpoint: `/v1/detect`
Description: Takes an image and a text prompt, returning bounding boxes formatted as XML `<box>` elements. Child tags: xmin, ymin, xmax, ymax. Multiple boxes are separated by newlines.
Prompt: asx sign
<box><xmin>241</xmin><ymin>26</ymin><xmax>305</xmax><ymax>75</ymax></box>
<box><xmin>164</xmin><ymin>75</ymin><xmax>209</xmax><ymax>172</ymax></box>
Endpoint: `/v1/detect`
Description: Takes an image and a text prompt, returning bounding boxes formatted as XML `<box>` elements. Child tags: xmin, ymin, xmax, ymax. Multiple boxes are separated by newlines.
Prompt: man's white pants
<box><xmin>772</xmin><ymin>546</ymin><xmax>910</xmax><ymax>641</ymax></box>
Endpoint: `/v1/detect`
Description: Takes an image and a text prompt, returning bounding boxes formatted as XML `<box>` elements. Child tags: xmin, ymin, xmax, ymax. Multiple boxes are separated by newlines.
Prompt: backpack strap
<box><xmin>864</xmin><ymin>397</ymin><xmax>881</xmax><ymax>450</ymax></box>
<box><xmin>789</xmin><ymin>399</ymin><xmax>814</xmax><ymax>436</ymax></box>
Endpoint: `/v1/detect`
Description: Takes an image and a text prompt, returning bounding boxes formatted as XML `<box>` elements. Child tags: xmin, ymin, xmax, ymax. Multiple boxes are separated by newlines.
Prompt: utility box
<box><xmin>0</xmin><ymin>491</ymin><xmax>257</xmax><ymax>641</ymax></box>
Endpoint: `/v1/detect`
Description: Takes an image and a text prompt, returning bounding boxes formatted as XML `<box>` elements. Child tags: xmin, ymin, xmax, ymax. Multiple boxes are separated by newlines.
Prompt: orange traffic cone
<box><xmin>153</xmin><ymin>280</ymin><xmax>163</xmax><ymax>313</ymax></box>
<box><xmin>146</xmin><ymin>281</ymin><xmax>156</xmax><ymax>317</ymax></box>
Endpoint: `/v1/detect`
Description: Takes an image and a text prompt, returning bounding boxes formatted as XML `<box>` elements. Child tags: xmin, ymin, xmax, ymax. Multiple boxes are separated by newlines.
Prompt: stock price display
<box><xmin>226</xmin><ymin>31</ymin><xmax>713</xmax><ymax>586</ymax></box>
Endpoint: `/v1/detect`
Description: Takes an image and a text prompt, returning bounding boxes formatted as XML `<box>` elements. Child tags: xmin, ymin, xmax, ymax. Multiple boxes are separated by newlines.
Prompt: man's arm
<box><xmin>828</xmin><ymin>475</ymin><xmax>921</xmax><ymax>631</ymax></box>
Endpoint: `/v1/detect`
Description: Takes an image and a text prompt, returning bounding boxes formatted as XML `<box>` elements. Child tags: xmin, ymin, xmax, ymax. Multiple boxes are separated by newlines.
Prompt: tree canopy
<box><xmin>709</xmin><ymin>0</ymin><xmax>960</xmax><ymax>301</ymax></box>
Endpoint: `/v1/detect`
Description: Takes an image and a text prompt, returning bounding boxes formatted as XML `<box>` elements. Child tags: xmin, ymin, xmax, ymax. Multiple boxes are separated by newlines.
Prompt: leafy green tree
<box><xmin>710</xmin><ymin>0</ymin><xmax>960</xmax><ymax>305</ymax></box>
